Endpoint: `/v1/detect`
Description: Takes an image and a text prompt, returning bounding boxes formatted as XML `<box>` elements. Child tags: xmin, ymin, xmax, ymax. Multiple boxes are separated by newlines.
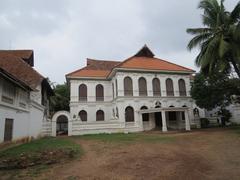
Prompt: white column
<box><xmin>138</xmin><ymin>113</ymin><xmax>143</xmax><ymax>131</ymax></box>
<box><xmin>173</xmin><ymin>78</ymin><xmax>179</xmax><ymax>97</ymax></box>
<box><xmin>185</xmin><ymin>110</ymin><xmax>191</xmax><ymax>131</ymax></box>
<box><xmin>51</xmin><ymin>120</ymin><xmax>56</xmax><ymax>137</ymax></box>
<box><xmin>68</xmin><ymin>119</ymin><xmax>73</xmax><ymax>136</ymax></box>
<box><xmin>161</xmin><ymin>111</ymin><xmax>167</xmax><ymax>132</ymax></box>
<box><xmin>161</xmin><ymin>77</ymin><xmax>167</xmax><ymax>96</ymax></box>
<box><xmin>132</xmin><ymin>75</ymin><xmax>138</xmax><ymax>96</ymax></box>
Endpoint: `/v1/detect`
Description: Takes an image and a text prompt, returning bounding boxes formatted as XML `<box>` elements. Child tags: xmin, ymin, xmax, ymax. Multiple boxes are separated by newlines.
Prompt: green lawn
<box><xmin>0</xmin><ymin>137</ymin><xmax>81</xmax><ymax>159</ymax></box>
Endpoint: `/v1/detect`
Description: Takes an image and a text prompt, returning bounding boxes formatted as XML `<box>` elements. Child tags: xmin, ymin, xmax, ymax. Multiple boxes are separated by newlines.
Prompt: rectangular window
<box><xmin>19</xmin><ymin>89</ymin><xmax>29</xmax><ymax>108</ymax></box>
<box><xmin>2</xmin><ymin>79</ymin><xmax>15</xmax><ymax>104</ymax></box>
<box><xmin>4</xmin><ymin>118</ymin><xmax>14</xmax><ymax>142</ymax></box>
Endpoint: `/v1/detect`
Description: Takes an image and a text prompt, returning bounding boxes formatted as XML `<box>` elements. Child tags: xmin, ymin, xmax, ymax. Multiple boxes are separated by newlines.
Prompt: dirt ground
<box><xmin>2</xmin><ymin>128</ymin><xmax>240</xmax><ymax>180</ymax></box>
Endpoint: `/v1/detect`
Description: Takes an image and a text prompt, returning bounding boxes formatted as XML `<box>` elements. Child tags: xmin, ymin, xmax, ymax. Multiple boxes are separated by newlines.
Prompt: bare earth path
<box><xmin>36</xmin><ymin>128</ymin><xmax>240</xmax><ymax>180</ymax></box>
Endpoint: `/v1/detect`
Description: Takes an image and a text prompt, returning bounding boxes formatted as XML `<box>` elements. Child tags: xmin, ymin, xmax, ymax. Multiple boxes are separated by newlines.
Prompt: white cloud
<box><xmin>0</xmin><ymin>0</ymin><xmax>239</xmax><ymax>83</ymax></box>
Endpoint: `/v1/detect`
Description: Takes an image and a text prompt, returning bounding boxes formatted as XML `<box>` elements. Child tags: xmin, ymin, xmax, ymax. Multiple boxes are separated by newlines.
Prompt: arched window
<box><xmin>79</xmin><ymin>84</ymin><xmax>87</xmax><ymax>101</ymax></box>
<box><xmin>178</xmin><ymin>79</ymin><xmax>187</xmax><ymax>96</ymax></box>
<box><xmin>138</xmin><ymin>77</ymin><xmax>147</xmax><ymax>96</ymax></box>
<box><xmin>124</xmin><ymin>77</ymin><xmax>133</xmax><ymax>96</ymax></box>
<box><xmin>152</xmin><ymin>78</ymin><xmax>161</xmax><ymax>96</ymax></box>
<box><xmin>166</xmin><ymin>78</ymin><xmax>174</xmax><ymax>96</ymax></box>
<box><xmin>79</xmin><ymin>110</ymin><xmax>87</xmax><ymax>121</ymax></box>
<box><xmin>125</xmin><ymin>106</ymin><xmax>134</xmax><ymax>122</ymax></box>
<box><xmin>96</xmin><ymin>110</ymin><xmax>104</xmax><ymax>121</ymax></box>
<box><xmin>141</xmin><ymin>106</ymin><xmax>149</xmax><ymax>121</ymax></box>
<box><xmin>96</xmin><ymin>84</ymin><xmax>104</xmax><ymax>101</ymax></box>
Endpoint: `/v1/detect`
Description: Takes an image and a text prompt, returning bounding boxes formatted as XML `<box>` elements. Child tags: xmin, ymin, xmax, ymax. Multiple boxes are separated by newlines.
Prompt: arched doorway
<box><xmin>154</xmin><ymin>105</ymin><xmax>162</xmax><ymax>128</ymax></box>
<box><xmin>56</xmin><ymin>115</ymin><xmax>68</xmax><ymax>136</ymax></box>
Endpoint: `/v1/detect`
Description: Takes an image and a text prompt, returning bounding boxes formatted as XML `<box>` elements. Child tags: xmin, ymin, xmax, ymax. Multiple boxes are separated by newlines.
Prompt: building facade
<box><xmin>0</xmin><ymin>50</ymin><xmax>53</xmax><ymax>143</ymax></box>
<box><xmin>52</xmin><ymin>45</ymin><xmax>204</xmax><ymax>136</ymax></box>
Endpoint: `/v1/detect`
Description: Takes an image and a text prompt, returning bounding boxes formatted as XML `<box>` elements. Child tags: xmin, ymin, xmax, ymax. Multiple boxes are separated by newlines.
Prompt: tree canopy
<box><xmin>190</xmin><ymin>72</ymin><xmax>240</xmax><ymax>110</ymax></box>
<box><xmin>50</xmin><ymin>83</ymin><xmax>70</xmax><ymax>114</ymax></box>
<box><xmin>187</xmin><ymin>0</ymin><xmax>240</xmax><ymax>78</ymax></box>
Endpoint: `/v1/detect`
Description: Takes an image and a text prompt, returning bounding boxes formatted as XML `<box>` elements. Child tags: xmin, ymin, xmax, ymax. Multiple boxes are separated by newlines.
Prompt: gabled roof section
<box><xmin>0</xmin><ymin>50</ymin><xmax>34</xmax><ymax>66</ymax></box>
<box><xmin>0</xmin><ymin>51</ymin><xmax>44</xmax><ymax>90</ymax></box>
<box><xmin>66</xmin><ymin>45</ymin><xmax>195</xmax><ymax>79</ymax></box>
<box><xmin>66</xmin><ymin>59</ymin><xmax>120</xmax><ymax>78</ymax></box>
<box><xmin>134</xmin><ymin>44</ymin><xmax>155</xmax><ymax>58</ymax></box>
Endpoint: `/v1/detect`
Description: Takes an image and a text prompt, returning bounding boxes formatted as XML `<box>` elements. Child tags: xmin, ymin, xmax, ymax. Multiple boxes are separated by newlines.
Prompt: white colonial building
<box><xmin>0</xmin><ymin>50</ymin><xmax>53</xmax><ymax>143</ymax></box>
<box><xmin>52</xmin><ymin>45</ymin><xmax>205</xmax><ymax>136</ymax></box>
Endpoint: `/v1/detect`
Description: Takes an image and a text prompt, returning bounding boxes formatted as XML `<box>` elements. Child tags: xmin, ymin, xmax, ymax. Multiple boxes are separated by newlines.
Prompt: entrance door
<box><xmin>155</xmin><ymin>112</ymin><xmax>162</xmax><ymax>128</ymax></box>
<box><xmin>4</xmin><ymin>119</ymin><xmax>13</xmax><ymax>142</ymax></box>
<box><xmin>56</xmin><ymin>115</ymin><xmax>68</xmax><ymax>136</ymax></box>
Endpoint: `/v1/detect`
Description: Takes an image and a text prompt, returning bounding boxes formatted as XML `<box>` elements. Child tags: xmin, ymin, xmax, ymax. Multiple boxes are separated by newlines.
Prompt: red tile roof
<box><xmin>66</xmin><ymin>45</ymin><xmax>195</xmax><ymax>79</ymax></box>
<box><xmin>66</xmin><ymin>59</ymin><xmax>120</xmax><ymax>78</ymax></box>
<box><xmin>116</xmin><ymin>56</ymin><xmax>194</xmax><ymax>72</ymax></box>
<box><xmin>0</xmin><ymin>50</ymin><xmax>34</xmax><ymax>66</ymax></box>
<box><xmin>0</xmin><ymin>51</ymin><xmax>44</xmax><ymax>89</ymax></box>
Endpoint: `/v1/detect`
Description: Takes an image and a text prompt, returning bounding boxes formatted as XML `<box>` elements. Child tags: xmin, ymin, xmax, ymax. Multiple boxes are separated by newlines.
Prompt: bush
<box><xmin>200</xmin><ymin>118</ymin><xmax>209</xmax><ymax>128</ymax></box>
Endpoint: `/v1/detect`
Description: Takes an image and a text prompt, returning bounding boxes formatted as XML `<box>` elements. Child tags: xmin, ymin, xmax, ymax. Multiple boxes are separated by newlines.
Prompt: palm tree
<box><xmin>187</xmin><ymin>0</ymin><xmax>240</xmax><ymax>78</ymax></box>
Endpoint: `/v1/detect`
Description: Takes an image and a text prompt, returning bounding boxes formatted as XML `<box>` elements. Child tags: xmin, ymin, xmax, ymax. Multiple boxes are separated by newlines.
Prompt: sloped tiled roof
<box><xmin>116</xmin><ymin>56</ymin><xmax>194</xmax><ymax>72</ymax></box>
<box><xmin>0</xmin><ymin>50</ymin><xmax>34</xmax><ymax>66</ymax></box>
<box><xmin>66</xmin><ymin>45</ymin><xmax>195</xmax><ymax>79</ymax></box>
<box><xmin>66</xmin><ymin>59</ymin><xmax>120</xmax><ymax>78</ymax></box>
<box><xmin>0</xmin><ymin>51</ymin><xmax>44</xmax><ymax>89</ymax></box>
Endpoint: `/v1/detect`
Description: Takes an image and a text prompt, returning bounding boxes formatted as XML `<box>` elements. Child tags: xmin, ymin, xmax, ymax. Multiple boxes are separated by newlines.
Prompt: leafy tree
<box><xmin>190</xmin><ymin>72</ymin><xmax>240</xmax><ymax>110</ymax></box>
<box><xmin>187</xmin><ymin>0</ymin><xmax>240</xmax><ymax>78</ymax></box>
<box><xmin>50</xmin><ymin>83</ymin><xmax>70</xmax><ymax>114</ymax></box>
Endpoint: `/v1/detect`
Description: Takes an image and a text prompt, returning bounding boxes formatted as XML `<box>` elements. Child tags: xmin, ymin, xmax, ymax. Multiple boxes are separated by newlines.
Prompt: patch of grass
<box><xmin>74</xmin><ymin>133</ymin><xmax>175</xmax><ymax>144</ymax></box>
<box><xmin>0</xmin><ymin>137</ymin><xmax>82</xmax><ymax>171</ymax></box>
<box><xmin>0</xmin><ymin>137</ymin><xmax>81</xmax><ymax>159</ymax></box>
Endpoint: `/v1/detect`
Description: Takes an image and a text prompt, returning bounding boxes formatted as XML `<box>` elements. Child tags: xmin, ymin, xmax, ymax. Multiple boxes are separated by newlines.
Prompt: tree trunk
<box><xmin>230</xmin><ymin>60</ymin><xmax>240</xmax><ymax>78</ymax></box>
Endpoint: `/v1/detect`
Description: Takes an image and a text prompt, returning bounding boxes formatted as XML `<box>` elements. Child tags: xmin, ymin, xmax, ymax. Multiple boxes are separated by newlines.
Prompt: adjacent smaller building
<box><xmin>0</xmin><ymin>50</ymin><xmax>53</xmax><ymax>143</ymax></box>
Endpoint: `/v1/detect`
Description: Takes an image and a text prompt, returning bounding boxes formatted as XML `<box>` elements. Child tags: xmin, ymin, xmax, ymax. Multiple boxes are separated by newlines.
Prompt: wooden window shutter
<box><xmin>178</xmin><ymin>79</ymin><xmax>187</xmax><ymax>96</ymax></box>
<box><xmin>138</xmin><ymin>77</ymin><xmax>147</xmax><ymax>96</ymax></box>
<box><xmin>96</xmin><ymin>84</ymin><xmax>104</xmax><ymax>101</ymax></box>
<box><xmin>79</xmin><ymin>84</ymin><xmax>87</xmax><ymax>101</ymax></box>
<box><xmin>166</xmin><ymin>78</ymin><xmax>174</xmax><ymax>96</ymax></box>
<box><xmin>152</xmin><ymin>78</ymin><xmax>161</xmax><ymax>96</ymax></box>
<box><xmin>4</xmin><ymin>119</ymin><xmax>13</xmax><ymax>142</ymax></box>
<box><xmin>79</xmin><ymin>110</ymin><xmax>87</xmax><ymax>121</ymax></box>
<box><xmin>125</xmin><ymin>106</ymin><xmax>134</xmax><ymax>122</ymax></box>
<box><xmin>96</xmin><ymin>110</ymin><xmax>104</xmax><ymax>121</ymax></box>
<box><xmin>124</xmin><ymin>77</ymin><xmax>133</xmax><ymax>96</ymax></box>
